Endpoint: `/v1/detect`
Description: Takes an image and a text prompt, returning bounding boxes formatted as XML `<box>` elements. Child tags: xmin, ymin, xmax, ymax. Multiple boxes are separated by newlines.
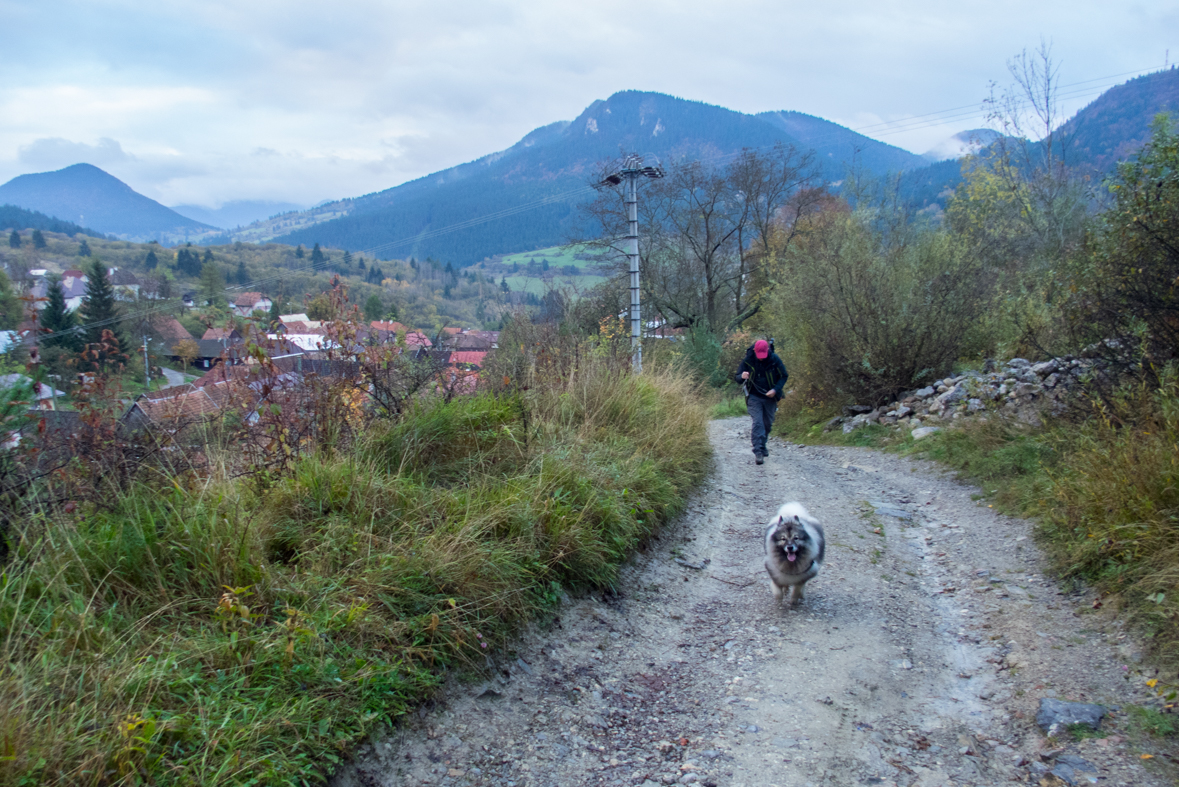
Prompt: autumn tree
<box><xmin>173</xmin><ymin>338</ymin><xmax>199</xmax><ymax>374</ymax></box>
<box><xmin>1064</xmin><ymin>116</ymin><xmax>1179</xmax><ymax>380</ymax></box>
<box><xmin>579</xmin><ymin>143</ymin><xmax>819</xmax><ymax>334</ymax></box>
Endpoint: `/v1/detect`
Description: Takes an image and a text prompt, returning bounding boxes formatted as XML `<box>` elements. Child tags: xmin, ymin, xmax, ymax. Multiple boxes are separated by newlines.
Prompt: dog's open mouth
<box><xmin>786</xmin><ymin>547</ymin><xmax>797</xmax><ymax>562</ymax></box>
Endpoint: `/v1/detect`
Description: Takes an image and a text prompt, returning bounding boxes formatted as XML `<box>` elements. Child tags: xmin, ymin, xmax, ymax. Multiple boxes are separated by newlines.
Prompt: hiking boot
<box><xmin>755</xmin><ymin>452</ymin><xmax>765</xmax><ymax>465</ymax></box>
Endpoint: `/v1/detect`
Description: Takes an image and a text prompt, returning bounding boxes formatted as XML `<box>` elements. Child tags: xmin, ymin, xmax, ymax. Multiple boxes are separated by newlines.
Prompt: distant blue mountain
<box><xmin>274</xmin><ymin>91</ymin><xmax>934</xmax><ymax>265</ymax></box>
<box><xmin>171</xmin><ymin>200</ymin><xmax>306</xmax><ymax>230</ymax></box>
<box><xmin>0</xmin><ymin>163</ymin><xmax>215</xmax><ymax>241</ymax></box>
<box><xmin>900</xmin><ymin>67</ymin><xmax>1179</xmax><ymax>209</ymax></box>
<box><xmin>755</xmin><ymin>110</ymin><xmax>928</xmax><ymax>174</ymax></box>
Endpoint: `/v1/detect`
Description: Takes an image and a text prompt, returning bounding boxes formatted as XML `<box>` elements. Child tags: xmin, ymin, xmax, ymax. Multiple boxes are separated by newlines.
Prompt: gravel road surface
<box><xmin>335</xmin><ymin>418</ymin><xmax>1176</xmax><ymax>787</ymax></box>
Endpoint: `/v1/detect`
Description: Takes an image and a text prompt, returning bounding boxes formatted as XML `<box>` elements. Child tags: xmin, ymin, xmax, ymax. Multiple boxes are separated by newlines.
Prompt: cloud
<box><xmin>2</xmin><ymin>0</ymin><xmax>1174</xmax><ymax>208</ymax></box>
<box><xmin>17</xmin><ymin>137</ymin><xmax>134</xmax><ymax>170</ymax></box>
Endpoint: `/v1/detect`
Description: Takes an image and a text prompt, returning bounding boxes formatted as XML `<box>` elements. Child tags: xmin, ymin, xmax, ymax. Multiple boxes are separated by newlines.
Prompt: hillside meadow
<box><xmin>0</xmin><ymin>320</ymin><xmax>709</xmax><ymax>786</ymax></box>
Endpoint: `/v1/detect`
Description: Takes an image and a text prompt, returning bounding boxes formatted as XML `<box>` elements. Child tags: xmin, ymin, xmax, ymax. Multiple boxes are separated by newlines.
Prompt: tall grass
<box><xmin>1035</xmin><ymin>376</ymin><xmax>1179</xmax><ymax>664</ymax></box>
<box><xmin>0</xmin><ymin>360</ymin><xmax>708</xmax><ymax>786</ymax></box>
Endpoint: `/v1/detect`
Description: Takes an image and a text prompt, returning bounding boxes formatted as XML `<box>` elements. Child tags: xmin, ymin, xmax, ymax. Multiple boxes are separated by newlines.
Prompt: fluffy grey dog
<box><xmin>764</xmin><ymin>502</ymin><xmax>825</xmax><ymax>605</ymax></box>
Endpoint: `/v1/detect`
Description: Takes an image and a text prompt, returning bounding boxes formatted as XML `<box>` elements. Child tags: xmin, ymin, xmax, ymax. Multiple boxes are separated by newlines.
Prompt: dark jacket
<box><xmin>734</xmin><ymin>348</ymin><xmax>788</xmax><ymax>400</ymax></box>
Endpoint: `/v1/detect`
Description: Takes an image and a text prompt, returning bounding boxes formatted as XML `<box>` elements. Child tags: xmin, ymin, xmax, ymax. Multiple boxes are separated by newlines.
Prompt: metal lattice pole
<box><xmin>597</xmin><ymin>155</ymin><xmax>663</xmax><ymax>375</ymax></box>
<box><xmin>624</xmin><ymin>172</ymin><xmax>641</xmax><ymax>373</ymax></box>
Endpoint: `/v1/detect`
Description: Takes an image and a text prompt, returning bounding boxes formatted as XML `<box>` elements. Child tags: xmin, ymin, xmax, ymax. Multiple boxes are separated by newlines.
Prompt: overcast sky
<box><xmin>2</xmin><ymin>0</ymin><xmax>1174</xmax><ymax>209</ymax></box>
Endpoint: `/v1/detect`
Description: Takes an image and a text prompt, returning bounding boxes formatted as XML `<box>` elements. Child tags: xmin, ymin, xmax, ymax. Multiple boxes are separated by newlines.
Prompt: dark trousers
<box><xmin>746</xmin><ymin>396</ymin><xmax>777</xmax><ymax>454</ymax></box>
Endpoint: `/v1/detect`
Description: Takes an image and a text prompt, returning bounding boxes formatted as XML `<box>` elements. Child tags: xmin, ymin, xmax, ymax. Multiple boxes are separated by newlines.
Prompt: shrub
<box><xmin>1065</xmin><ymin>115</ymin><xmax>1179</xmax><ymax>382</ymax></box>
<box><xmin>768</xmin><ymin>204</ymin><xmax>996</xmax><ymax>405</ymax></box>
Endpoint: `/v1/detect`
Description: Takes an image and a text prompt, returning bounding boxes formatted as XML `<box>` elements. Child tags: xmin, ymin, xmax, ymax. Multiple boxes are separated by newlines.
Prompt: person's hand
<box><xmin>766</xmin><ymin>390</ymin><xmax>777</xmax><ymax>398</ymax></box>
<box><xmin>741</xmin><ymin>372</ymin><xmax>749</xmax><ymax>380</ymax></box>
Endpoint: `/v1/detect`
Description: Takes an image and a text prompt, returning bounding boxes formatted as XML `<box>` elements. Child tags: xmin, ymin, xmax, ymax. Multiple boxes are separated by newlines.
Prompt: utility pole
<box><xmin>597</xmin><ymin>155</ymin><xmax>664</xmax><ymax>373</ymax></box>
<box><xmin>143</xmin><ymin>334</ymin><xmax>150</xmax><ymax>391</ymax></box>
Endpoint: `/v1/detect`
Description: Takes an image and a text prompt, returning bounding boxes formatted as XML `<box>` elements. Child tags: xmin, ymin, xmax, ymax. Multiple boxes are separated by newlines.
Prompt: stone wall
<box><xmin>823</xmin><ymin>356</ymin><xmax>1107</xmax><ymax>439</ymax></box>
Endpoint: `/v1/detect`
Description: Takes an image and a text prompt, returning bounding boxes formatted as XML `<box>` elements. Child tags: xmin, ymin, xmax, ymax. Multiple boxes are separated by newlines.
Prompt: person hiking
<box><xmin>735</xmin><ymin>339</ymin><xmax>788</xmax><ymax>465</ymax></box>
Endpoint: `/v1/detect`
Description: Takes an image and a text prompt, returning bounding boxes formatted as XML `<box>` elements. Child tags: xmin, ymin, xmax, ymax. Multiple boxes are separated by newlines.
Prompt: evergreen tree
<box><xmin>8</xmin><ymin>230</ymin><xmax>20</xmax><ymax>249</ymax></box>
<box><xmin>77</xmin><ymin>239</ymin><xmax>91</xmax><ymax>256</ymax></box>
<box><xmin>363</xmin><ymin>293</ymin><xmax>384</xmax><ymax>322</ymax></box>
<box><xmin>357</xmin><ymin>257</ymin><xmax>366</xmax><ymax>271</ymax></box>
<box><xmin>144</xmin><ymin>249</ymin><xmax>158</xmax><ymax>269</ymax></box>
<box><xmin>176</xmin><ymin>248</ymin><xmax>202</xmax><ymax>277</ymax></box>
<box><xmin>295</xmin><ymin>245</ymin><xmax>305</xmax><ymax>259</ymax></box>
<box><xmin>269</xmin><ymin>298</ymin><xmax>282</xmax><ymax>325</ymax></box>
<box><xmin>443</xmin><ymin>284</ymin><xmax>452</xmax><ymax>299</ymax></box>
<box><xmin>31</xmin><ymin>229</ymin><xmax>46</xmax><ymax>249</ymax></box>
<box><xmin>80</xmin><ymin>257</ymin><xmax>127</xmax><ymax>361</ymax></box>
<box><xmin>41</xmin><ymin>275</ymin><xmax>81</xmax><ymax>351</ymax></box>
<box><xmin>311</xmin><ymin>243</ymin><xmax>325</xmax><ymax>269</ymax></box>
<box><xmin>0</xmin><ymin>270</ymin><xmax>22</xmax><ymax>330</ymax></box>
<box><xmin>500</xmin><ymin>276</ymin><xmax>510</xmax><ymax>293</ymax></box>
<box><xmin>343</xmin><ymin>250</ymin><xmax>353</xmax><ymax>268</ymax></box>
<box><xmin>199</xmin><ymin>262</ymin><xmax>226</xmax><ymax>307</ymax></box>
<box><xmin>236</xmin><ymin>259</ymin><xmax>248</xmax><ymax>285</ymax></box>
<box><xmin>202</xmin><ymin>248</ymin><xmax>213</xmax><ymax>264</ymax></box>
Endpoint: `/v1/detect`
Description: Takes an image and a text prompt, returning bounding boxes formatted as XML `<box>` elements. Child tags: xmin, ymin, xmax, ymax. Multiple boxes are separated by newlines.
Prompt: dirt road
<box><xmin>335</xmin><ymin>418</ymin><xmax>1175</xmax><ymax>787</ymax></box>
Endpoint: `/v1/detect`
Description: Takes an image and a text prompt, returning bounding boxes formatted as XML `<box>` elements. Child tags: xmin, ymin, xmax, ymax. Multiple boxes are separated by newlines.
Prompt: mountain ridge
<box><xmin>270</xmin><ymin>90</ymin><xmax>932</xmax><ymax>264</ymax></box>
<box><xmin>0</xmin><ymin>164</ymin><xmax>216</xmax><ymax>243</ymax></box>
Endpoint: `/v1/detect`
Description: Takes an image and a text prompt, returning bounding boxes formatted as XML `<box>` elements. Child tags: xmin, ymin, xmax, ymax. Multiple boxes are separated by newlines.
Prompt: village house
<box><xmin>232</xmin><ymin>292</ymin><xmax>273</xmax><ymax>317</ymax></box>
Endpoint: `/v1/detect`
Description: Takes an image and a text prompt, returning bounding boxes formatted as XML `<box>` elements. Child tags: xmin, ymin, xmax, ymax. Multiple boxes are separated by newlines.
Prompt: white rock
<box><xmin>912</xmin><ymin>427</ymin><xmax>941</xmax><ymax>440</ymax></box>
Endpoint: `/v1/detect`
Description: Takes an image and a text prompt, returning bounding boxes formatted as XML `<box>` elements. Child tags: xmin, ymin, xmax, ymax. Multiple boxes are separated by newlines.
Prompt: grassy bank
<box><xmin>0</xmin><ymin>362</ymin><xmax>709</xmax><ymax>786</ymax></box>
<box><xmin>772</xmin><ymin>379</ymin><xmax>1179</xmax><ymax>667</ymax></box>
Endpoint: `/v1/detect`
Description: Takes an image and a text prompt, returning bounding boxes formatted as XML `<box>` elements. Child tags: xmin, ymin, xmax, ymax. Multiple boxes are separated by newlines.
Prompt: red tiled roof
<box><xmin>134</xmin><ymin>385</ymin><xmax>225</xmax><ymax>422</ymax></box>
<box><xmin>234</xmin><ymin>292</ymin><xmax>265</xmax><ymax>307</ymax></box>
<box><xmin>448</xmin><ymin>351</ymin><xmax>487</xmax><ymax>366</ymax></box>
<box><xmin>370</xmin><ymin>320</ymin><xmax>407</xmax><ymax>333</ymax></box>
<box><xmin>152</xmin><ymin>317</ymin><xmax>195</xmax><ymax>343</ymax></box>
<box><xmin>404</xmin><ymin>331</ymin><xmax>432</xmax><ymax>347</ymax></box>
<box><xmin>202</xmin><ymin>327</ymin><xmax>240</xmax><ymax>341</ymax></box>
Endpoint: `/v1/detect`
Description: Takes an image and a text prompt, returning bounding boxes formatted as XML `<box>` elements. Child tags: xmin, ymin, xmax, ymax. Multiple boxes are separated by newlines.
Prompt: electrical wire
<box><xmin>30</xmin><ymin>61</ymin><xmax>1172</xmax><ymax>343</ymax></box>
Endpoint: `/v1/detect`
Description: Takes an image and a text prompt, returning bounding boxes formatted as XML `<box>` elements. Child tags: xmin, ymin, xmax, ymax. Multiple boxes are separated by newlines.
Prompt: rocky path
<box><xmin>335</xmin><ymin>419</ymin><xmax>1176</xmax><ymax>787</ymax></box>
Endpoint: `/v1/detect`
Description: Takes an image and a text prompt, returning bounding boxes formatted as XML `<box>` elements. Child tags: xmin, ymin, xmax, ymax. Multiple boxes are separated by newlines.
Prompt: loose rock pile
<box><xmin>824</xmin><ymin>356</ymin><xmax>1107</xmax><ymax>437</ymax></box>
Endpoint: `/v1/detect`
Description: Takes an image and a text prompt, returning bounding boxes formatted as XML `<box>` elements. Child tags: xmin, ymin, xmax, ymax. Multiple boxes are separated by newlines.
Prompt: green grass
<box><xmin>503</xmin><ymin>273</ymin><xmax>607</xmax><ymax>295</ymax></box>
<box><xmin>499</xmin><ymin>244</ymin><xmax>604</xmax><ymax>270</ymax></box>
<box><xmin>0</xmin><ymin>361</ymin><xmax>709</xmax><ymax>786</ymax></box>
<box><xmin>1128</xmin><ymin>705</ymin><xmax>1179</xmax><ymax>737</ymax></box>
<box><xmin>710</xmin><ymin>394</ymin><xmax>747</xmax><ymax>419</ymax></box>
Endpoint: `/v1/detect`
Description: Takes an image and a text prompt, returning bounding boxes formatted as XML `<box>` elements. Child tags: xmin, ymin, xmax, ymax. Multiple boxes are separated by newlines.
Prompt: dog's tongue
<box><xmin>787</xmin><ymin>552</ymin><xmax>797</xmax><ymax>562</ymax></box>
